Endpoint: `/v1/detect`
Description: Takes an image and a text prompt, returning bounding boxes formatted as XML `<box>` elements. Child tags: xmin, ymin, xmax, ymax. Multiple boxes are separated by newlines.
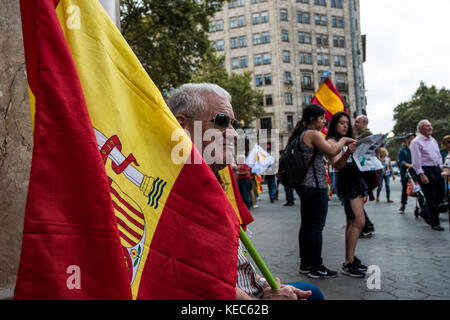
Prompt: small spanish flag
<box><xmin>218</xmin><ymin>165</ymin><xmax>254</xmax><ymax>230</ymax></box>
<box><xmin>312</xmin><ymin>78</ymin><xmax>349</xmax><ymax>135</ymax></box>
<box><xmin>312</xmin><ymin>78</ymin><xmax>347</xmax><ymax>121</ymax></box>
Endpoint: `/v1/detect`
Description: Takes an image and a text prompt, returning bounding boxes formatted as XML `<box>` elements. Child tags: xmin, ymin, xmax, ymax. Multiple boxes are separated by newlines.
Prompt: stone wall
<box><xmin>0</xmin><ymin>0</ymin><xmax>33</xmax><ymax>299</ymax></box>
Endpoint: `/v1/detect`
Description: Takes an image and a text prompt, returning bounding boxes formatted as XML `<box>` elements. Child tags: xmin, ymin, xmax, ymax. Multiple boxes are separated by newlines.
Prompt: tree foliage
<box><xmin>192</xmin><ymin>55</ymin><xmax>266</xmax><ymax>126</ymax></box>
<box><xmin>393</xmin><ymin>81</ymin><xmax>450</xmax><ymax>140</ymax></box>
<box><xmin>120</xmin><ymin>0</ymin><xmax>224</xmax><ymax>94</ymax></box>
<box><xmin>389</xmin><ymin>81</ymin><xmax>450</xmax><ymax>160</ymax></box>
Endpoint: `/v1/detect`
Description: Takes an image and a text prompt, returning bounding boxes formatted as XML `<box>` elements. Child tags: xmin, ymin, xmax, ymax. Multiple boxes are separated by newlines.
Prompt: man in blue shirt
<box><xmin>398</xmin><ymin>133</ymin><xmax>415</xmax><ymax>213</ymax></box>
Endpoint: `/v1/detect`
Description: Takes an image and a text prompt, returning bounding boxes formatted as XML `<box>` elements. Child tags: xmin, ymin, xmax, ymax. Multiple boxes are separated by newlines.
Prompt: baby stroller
<box><xmin>406</xmin><ymin>168</ymin><xmax>428</xmax><ymax>220</ymax></box>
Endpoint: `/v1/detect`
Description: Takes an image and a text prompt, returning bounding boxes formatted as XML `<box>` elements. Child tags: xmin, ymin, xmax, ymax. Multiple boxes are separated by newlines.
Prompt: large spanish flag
<box><xmin>15</xmin><ymin>0</ymin><xmax>240</xmax><ymax>300</ymax></box>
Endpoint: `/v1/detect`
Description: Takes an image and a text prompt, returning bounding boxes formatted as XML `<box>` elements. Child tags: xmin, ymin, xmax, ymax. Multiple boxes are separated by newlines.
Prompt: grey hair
<box><xmin>357</xmin><ymin>115</ymin><xmax>369</xmax><ymax>124</ymax></box>
<box><xmin>417</xmin><ymin>119</ymin><xmax>430</xmax><ymax>132</ymax></box>
<box><xmin>167</xmin><ymin>83</ymin><xmax>232</xmax><ymax>118</ymax></box>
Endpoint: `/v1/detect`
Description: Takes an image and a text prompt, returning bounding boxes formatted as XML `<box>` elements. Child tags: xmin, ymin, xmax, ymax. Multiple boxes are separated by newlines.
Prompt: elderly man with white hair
<box><xmin>353</xmin><ymin>114</ymin><xmax>376</xmax><ymax>237</ymax></box>
<box><xmin>410</xmin><ymin>120</ymin><xmax>445</xmax><ymax>231</ymax></box>
<box><xmin>167</xmin><ymin>83</ymin><xmax>324</xmax><ymax>300</ymax></box>
<box><xmin>354</xmin><ymin>115</ymin><xmax>372</xmax><ymax>140</ymax></box>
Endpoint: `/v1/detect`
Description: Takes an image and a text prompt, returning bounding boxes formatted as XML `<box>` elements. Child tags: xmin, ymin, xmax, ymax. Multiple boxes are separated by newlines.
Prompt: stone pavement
<box><xmin>247</xmin><ymin>178</ymin><xmax>450</xmax><ymax>300</ymax></box>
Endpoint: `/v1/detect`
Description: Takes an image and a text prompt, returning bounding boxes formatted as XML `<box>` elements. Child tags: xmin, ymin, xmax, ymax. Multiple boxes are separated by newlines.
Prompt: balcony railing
<box><xmin>336</xmin><ymin>82</ymin><xmax>348</xmax><ymax>91</ymax></box>
<box><xmin>301</xmin><ymin>82</ymin><xmax>314</xmax><ymax>90</ymax></box>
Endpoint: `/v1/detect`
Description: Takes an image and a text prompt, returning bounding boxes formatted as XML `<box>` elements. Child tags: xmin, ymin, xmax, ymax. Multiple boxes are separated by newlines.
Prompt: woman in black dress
<box><xmin>327</xmin><ymin>112</ymin><xmax>368</xmax><ymax>278</ymax></box>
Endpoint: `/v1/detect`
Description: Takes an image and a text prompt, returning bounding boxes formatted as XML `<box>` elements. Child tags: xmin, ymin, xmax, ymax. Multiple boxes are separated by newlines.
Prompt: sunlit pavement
<box><xmin>248</xmin><ymin>177</ymin><xmax>450</xmax><ymax>300</ymax></box>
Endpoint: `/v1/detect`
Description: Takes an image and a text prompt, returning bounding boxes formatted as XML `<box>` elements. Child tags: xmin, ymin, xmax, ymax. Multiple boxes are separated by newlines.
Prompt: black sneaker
<box><xmin>299</xmin><ymin>264</ymin><xmax>310</xmax><ymax>274</ymax></box>
<box><xmin>341</xmin><ymin>261</ymin><xmax>366</xmax><ymax>278</ymax></box>
<box><xmin>359</xmin><ymin>231</ymin><xmax>373</xmax><ymax>238</ymax></box>
<box><xmin>353</xmin><ymin>256</ymin><xmax>368</xmax><ymax>271</ymax></box>
<box><xmin>399</xmin><ymin>204</ymin><xmax>406</xmax><ymax>213</ymax></box>
<box><xmin>308</xmin><ymin>265</ymin><xmax>338</xmax><ymax>279</ymax></box>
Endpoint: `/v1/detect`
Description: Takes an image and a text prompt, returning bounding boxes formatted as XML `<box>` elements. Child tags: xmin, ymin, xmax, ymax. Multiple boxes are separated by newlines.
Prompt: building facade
<box><xmin>208</xmin><ymin>0</ymin><xmax>366</xmax><ymax>147</ymax></box>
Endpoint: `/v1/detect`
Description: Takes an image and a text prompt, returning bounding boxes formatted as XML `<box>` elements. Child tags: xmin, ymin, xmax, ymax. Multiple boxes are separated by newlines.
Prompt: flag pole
<box><xmin>239</xmin><ymin>227</ymin><xmax>280</xmax><ymax>290</ymax></box>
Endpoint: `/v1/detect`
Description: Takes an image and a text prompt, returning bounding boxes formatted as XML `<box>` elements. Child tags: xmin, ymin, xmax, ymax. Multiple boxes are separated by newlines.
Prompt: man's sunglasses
<box><xmin>210</xmin><ymin>113</ymin><xmax>240</xmax><ymax>131</ymax></box>
<box><xmin>187</xmin><ymin>113</ymin><xmax>240</xmax><ymax>131</ymax></box>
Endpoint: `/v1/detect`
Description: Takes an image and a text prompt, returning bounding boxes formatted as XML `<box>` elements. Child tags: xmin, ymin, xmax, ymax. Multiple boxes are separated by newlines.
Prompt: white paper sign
<box><xmin>353</xmin><ymin>134</ymin><xmax>388</xmax><ymax>172</ymax></box>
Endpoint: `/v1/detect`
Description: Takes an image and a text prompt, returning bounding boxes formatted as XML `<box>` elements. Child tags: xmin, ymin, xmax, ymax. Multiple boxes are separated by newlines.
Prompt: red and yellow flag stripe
<box><xmin>17</xmin><ymin>0</ymin><xmax>240</xmax><ymax>300</ymax></box>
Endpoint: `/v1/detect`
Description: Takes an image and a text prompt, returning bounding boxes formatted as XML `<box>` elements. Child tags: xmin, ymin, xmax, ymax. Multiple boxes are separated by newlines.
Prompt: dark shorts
<box><xmin>336</xmin><ymin>161</ymin><xmax>368</xmax><ymax>221</ymax></box>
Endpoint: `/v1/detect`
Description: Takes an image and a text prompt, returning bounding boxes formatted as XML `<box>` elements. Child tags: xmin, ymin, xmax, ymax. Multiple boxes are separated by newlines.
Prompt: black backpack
<box><xmin>278</xmin><ymin>132</ymin><xmax>319</xmax><ymax>189</ymax></box>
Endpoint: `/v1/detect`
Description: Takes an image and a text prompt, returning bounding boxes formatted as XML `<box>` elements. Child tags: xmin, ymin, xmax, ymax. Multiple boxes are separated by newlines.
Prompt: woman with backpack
<box><xmin>288</xmin><ymin>105</ymin><xmax>355</xmax><ymax>279</ymax></box>
<box><xmin>326</xmin><ymin>111</ymin><xmax>368</xmax><ymax>278</ymax></box>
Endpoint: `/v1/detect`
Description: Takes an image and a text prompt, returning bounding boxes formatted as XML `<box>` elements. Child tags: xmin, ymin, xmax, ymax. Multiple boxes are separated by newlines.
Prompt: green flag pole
<box><xmin>239</xmin><ymin>227</ymin><xmax>280</xmax><ymax>290</ymax></box>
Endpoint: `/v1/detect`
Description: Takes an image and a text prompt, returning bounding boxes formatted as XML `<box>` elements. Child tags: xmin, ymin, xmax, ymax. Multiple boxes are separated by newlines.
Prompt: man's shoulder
<box><xmin>356</xmin><ymin>128</ymin><xmax>372</xmax><ymax>139</ymax></box>
<box><xmin>410</xmin><ymin>136</ymin><xmax>421</xmax><ymax>145</ymax></box>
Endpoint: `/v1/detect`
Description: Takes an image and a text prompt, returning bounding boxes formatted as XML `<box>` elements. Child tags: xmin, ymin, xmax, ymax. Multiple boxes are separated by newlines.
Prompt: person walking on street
<box><xmin>353</xmin><ymin>115</ymin><xmax>376</xmax><ymax>237</ymax></box>
<box><xmin>440</xmin><ymin>135</ymin><xmax>450</xmax><ymax>163</ymax></box>
<box><xmin>289</xmin><ymin>105</ymin><xmax>355</xmax><ymax>279</ymax></box>
<box><xmin>327</xmin><ymin>112</ymin><xmax>369</xmax><ymax>278</ymax></box>
<box><xmin>398</xmin><ymin>133</ymin><xmax>415</xmax><ymax>213</ymax></box>
<box><xmin>442</xmin><ymin>154</ymin><xmax>450</xmax><ymax>202</ymax></box>
<box><xmin>263</xmin><ymin>171</ymin><xmax>277</xmax><ymax>203</ymax></box>
<box><xmin>410</xmin><ymin>120</ymin><xmax>445</xmax><ymax>231</ymax></box>
<box><xmin>376</xmin><ymin>148</ymin><xmax>396</xmax><ymax>203</ymax></box>
<box><xmin>284</xmin><ymin>187</ymin><xmax>295</xmax><ymax>206</ymax></box>
<box><xmin>237</xmin><ymin>155</ymin><xmax>252</xmax><ymax>209</ymax></box>
<box><xmin>327</xmin><ymin>161</ymin><xmax>337</xmax><ymax>197</ymax></box>
<box><xmin>279</xmin><ymin>150</ymin><xmax>295</xmax><ymax>206</ymax></box>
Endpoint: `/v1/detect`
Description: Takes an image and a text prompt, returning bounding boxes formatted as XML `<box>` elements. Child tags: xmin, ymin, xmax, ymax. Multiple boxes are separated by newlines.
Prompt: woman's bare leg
<box><xmin>345</xmin><ymin>197</ymin><xmax>366</xmax><ymax>264</ymax></box>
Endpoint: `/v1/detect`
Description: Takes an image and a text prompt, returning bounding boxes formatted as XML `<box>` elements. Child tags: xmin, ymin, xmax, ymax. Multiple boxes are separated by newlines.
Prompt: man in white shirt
<box><xmin>410</xmin><ymin>120</ymin><xmax>445</xmax><ymax>231</ymax></box>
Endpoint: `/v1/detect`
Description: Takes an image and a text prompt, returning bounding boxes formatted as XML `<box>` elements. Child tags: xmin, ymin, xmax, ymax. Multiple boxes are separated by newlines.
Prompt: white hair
<box><xmin>417</xmin><ymin>119</ymin><xmax>430</xmax><ymax>132</ymax></box>
<box><xmin>167</xmin><ymin>83</ymin><xmax>231</xmax><ymax>117</ymax></box>
<box><xmin>357</xmin><ymin>115</ymin><xmax>369</xmax><ymax>124</ymax></box>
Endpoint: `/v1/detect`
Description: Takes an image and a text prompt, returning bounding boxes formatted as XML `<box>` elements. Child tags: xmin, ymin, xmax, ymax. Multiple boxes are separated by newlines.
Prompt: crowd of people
<box><xmin>234</xmin><ymin>106</ymin><xmax>449</xmax><ymax>280</ymax></box>
<box><xmin>166</xmin><ymin>81</ymin><xmax>448</xmax><ymax>299</ymax></box>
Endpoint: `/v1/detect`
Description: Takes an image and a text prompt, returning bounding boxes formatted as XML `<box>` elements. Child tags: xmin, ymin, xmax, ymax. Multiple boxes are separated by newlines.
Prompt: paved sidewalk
<box><xmin>247</xmin><ymin>179</ymin><xmax>450</xmax><ymax>300</ymax></box>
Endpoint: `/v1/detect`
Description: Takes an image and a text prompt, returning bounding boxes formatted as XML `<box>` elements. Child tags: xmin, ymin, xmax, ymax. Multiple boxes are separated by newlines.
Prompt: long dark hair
<box><xmin>326</xmin><ymin>111</ymin><xmax>354</xmax><ymax>141</ymax></box>
<box><xmin>288</xmin><ymin>104</ymin><xmax>325</xmax><ymax>144</ymax></box>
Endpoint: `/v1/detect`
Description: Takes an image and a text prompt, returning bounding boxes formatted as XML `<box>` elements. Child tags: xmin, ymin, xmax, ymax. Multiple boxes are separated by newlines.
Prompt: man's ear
<box><xmin>175</xmin><ymin>114</ymin><xmax>186</xmax><ymax>128</ymax></box>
